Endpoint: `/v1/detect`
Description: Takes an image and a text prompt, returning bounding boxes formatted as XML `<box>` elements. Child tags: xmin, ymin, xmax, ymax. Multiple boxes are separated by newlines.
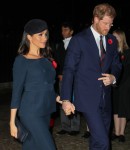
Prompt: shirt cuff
<box><xmin>112</xmin><ymin>76</ymin><xmax>116</xmax><ymax>84</ymax></box>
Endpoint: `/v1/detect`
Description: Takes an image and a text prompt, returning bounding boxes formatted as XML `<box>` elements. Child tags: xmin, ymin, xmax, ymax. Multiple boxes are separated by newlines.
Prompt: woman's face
<box><xmin>28</xmin><ymin>29</ymin><xmax>48</xmax><ymax>49</ymax></box>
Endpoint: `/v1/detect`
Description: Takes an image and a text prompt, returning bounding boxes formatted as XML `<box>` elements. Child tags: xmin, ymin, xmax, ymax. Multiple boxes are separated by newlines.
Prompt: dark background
<box><xmin>0</xmin><ymin>0</ymin><xmax>130</xmax><ymax>82</ymax></box>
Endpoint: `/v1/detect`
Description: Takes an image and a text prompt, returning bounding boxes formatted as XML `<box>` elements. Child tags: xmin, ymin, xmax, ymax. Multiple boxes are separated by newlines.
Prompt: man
<box><xmin>61</xmin><ymin>3</ymin><xmax>122</xmax><ymax>150</ymax></box>
<box><xmin>54</xmin><ymin>22</ymin><xmax>80</xmax><ymax>135</ymax></box>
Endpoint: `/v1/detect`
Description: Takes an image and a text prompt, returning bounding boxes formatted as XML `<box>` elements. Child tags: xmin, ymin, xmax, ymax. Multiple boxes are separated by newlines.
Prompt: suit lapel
<box><xmin>84</xmin><ymin>29</ymin><xmax>113</xmax><ymax>71</ymax></box>
<box><xmin>102</xmin><ymin>35</ymin><xmax>112</xmax><ymax>71</ymax></box>
<box><xmin>86</xmin><ymin>28</ymin><xmax>100</xmax><ymax>66</ymax></box>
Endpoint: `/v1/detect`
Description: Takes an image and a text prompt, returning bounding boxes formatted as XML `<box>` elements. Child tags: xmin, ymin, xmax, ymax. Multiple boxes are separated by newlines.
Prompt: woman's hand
<box><xmin>10</xmin><ymin>109</ymin><xmax>18</xmax><ymax>139</ymax></box>
<box><xmin>10</xmin><ymin>122</ymin><xmax>18</xmax><ymax>139</ymax></box>
<box><xmin>56</xmin><ymin>95</ymin><xmax>62</xmax><ymax>104</ymax></box>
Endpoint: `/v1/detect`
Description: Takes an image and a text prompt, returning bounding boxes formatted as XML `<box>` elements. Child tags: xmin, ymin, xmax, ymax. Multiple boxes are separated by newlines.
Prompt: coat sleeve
<box><xmin>11</xmin><ymin>56</ymin><xmax>28</xmax><ymax>109</ymax></box>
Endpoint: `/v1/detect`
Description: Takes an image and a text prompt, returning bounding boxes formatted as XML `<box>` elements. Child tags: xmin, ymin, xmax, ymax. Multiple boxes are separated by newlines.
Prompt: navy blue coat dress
<box><xmin>11</xmin><ymin>55</ymin><xmax>56</xmax><ymax>150</ymax></box>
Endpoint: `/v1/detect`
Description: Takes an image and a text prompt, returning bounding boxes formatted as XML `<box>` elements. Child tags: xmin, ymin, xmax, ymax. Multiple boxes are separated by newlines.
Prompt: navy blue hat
<box><xmin>24</xmin><ymin>19</ymin><xmax>48</xmax><ymax>35</ymax></box>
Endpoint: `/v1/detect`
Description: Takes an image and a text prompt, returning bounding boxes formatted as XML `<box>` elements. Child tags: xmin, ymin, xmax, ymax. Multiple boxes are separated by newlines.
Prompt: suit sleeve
<box><xmin>61</xmin><ymin>36</ymin><xmax>81</xmax><ymax>100</ymax></box>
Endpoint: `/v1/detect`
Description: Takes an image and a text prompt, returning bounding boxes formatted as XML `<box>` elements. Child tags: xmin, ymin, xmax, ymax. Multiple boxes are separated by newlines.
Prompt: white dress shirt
<box><xmin>63</xmin><ymin>37</ymin><xmax>72</xmax><ymax>50</ymax></box>
<box><xmin>90</xmin><ymin>26</ymin><xmax>106</xmax><ymax>57</ymax></box>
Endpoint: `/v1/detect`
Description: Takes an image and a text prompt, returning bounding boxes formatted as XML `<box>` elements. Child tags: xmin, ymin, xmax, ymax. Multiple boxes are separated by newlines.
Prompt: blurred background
<box><xmin>0</xmin><ymin>0</ymin><xmax>130</xmax><ymax>83</ymax></box>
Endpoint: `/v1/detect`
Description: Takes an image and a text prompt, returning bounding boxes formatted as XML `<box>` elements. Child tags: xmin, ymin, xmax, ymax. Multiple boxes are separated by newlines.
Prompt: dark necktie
<box><xmin>100</xmin><ymin>35</ymin><xmax>106</xmax><ymax>66</ymax></box>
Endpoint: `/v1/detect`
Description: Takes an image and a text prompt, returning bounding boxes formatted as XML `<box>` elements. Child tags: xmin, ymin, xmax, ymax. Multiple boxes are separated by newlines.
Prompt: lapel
<box><xmin>85</xmin><ymin>28</ymin><xmax>100</xmax><ymax>66</ymax></box>
<box><xmin>102</xmin><ymin>35</ymin><xmax>113</xmax><ymax>71</ymax></box>
<box><xmin>84</xmin><ymin>29</ymin><xmax>114</xmax><ymax>71</ymax></box>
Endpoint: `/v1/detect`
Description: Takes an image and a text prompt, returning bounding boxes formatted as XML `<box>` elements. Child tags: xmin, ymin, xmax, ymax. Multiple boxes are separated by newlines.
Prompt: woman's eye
<box><xmin>39</xmin><ymin>33</ymin><xmax>42</xmax><ymax>36</ymax></box>
<box><xmin>45</xmin><ymin>33</ymin><xmax>49</xmax><ymax>38</ymax></box>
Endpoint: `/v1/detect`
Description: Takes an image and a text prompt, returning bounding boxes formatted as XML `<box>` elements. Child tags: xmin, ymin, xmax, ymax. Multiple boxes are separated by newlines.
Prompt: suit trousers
<box><xmin>82</xmin><ymin>106</ymin><xmax>111</xmax><ymax>150</ymax></box>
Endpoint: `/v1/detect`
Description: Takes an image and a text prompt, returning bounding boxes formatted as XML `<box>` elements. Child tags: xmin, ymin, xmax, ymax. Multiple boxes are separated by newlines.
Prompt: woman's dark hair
<box><xmin>18</xmin><ymin>31</ymin><xmax>53</xmax><ymax>59</ymax></box>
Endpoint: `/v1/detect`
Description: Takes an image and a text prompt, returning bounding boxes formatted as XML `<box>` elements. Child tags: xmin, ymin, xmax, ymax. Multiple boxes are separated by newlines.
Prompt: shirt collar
<box><xmin>63</xmin><ymin>37</ymin><xmax>72</xmax><ymax>42</ymax></box>
<box><xmin>90</xmin><ymin>26</ymin><xmax>105</xmax><ymax>42</ymax></box>
<box><xmin>90</xmin><ymin>25</ymin><xmax>100</xmax><ymax>39</ymax></box>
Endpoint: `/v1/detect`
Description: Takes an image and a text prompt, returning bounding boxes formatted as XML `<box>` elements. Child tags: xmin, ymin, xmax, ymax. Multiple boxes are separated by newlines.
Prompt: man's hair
<box><xmin>61</xmin><ymin>21</ymin><xmax>74</xmax><ymax>31</ymax></box>
<box><xmin>93</xmin><ymin>3</ymin><xmax>116</xmax><ymax>20</ymax></box>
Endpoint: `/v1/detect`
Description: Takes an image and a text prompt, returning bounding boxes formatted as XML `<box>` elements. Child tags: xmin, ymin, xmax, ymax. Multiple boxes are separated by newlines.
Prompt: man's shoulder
<box><xmin>107</xmin><ymin>33</ymin><xmax>116</xmax><ymax>40</ymax></box>
<box><xmin>76</xmin><ymin>27</ymin><xmax>89</xmax><ymax>35</ymax></box>
<box><xmin>71</xmin><ymin>27</ymin><xmax>91</xmax><ymax>41</ymax></box>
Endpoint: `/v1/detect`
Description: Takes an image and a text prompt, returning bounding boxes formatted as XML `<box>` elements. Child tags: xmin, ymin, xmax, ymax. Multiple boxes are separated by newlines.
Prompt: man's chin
<box><xmin>103</xmin><ymin>30</ymin><xmax>109</xmax><ymax>35</ymax></box>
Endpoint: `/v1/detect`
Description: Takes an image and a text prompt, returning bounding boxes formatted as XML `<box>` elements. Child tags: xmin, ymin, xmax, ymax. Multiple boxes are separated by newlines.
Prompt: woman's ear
<box><xmin>27</xmin><ymin>34</ymin><xmax>32</xmax><ymax>42</ymax></box>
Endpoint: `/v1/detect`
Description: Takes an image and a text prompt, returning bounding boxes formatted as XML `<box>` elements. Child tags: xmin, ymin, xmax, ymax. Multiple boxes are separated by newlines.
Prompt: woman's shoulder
<box><xmin>15</xmin><ymin>54</ymin><xmax>26</xmax><ymax>60</ymax></box>
<box><xmin>13</xmin><ymin>55</ymin><xmax>28</xmax><ymax>69</ymax></box>
<box><xmin>13</xmin><ymin>55</ymin><xmax>30</xmax><ymax>75</ymax></box>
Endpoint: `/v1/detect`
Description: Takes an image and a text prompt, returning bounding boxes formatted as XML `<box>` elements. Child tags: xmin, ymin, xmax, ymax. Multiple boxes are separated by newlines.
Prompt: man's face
<box><xmin>61</xmin><ymin>27</ymin><xmax>73</xmax><ymax>39</ymax></box>
<box><xmin>93</xmin><ymin>16</ymin><xmax>114</xmax><ymax>35</ymax></box>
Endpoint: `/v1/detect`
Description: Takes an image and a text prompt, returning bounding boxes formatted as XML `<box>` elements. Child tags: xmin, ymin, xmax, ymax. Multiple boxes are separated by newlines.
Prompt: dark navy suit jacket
<box><xmin>61</xmin><ymin>27</ymin><xmax>122</xmax><ymax>114</ymax></box>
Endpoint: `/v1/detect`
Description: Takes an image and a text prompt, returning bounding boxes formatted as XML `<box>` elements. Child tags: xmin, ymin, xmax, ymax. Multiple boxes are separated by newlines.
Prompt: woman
<box><xmin>10</xmin><ymin>19</ymin><xmax>58</xmax><ymax>150</ymax></box>
<box><xmin>112</xmin><ymin>29</ymin><xmax>130</xmax><ymax>142</ymax></box>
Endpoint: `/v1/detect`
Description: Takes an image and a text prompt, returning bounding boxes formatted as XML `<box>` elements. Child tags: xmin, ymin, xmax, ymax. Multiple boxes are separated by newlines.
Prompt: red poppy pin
<box><xmin>108</xmin><ymin>39</ymin><xmax>113</xmax><ymax>44</ymax></box>
<box><xmin>121</xmin><ymin>55</ymin><xmax>125</xmax><ymax>60</ymax></box>
<box><xmin>52</xmin><ymin>60</ymin><xmax>57</xmax><ymax>69</ymax></box>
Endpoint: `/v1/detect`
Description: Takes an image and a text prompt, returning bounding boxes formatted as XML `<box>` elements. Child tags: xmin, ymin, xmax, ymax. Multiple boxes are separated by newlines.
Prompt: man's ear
<box><xmin>94</xmin><ymin>16</ymin><xmax>99</xmax><ymax>24</ymax></box>
<box><xmin>71</xmin><ymin>30</ymin><xmax>74</xmax><ymax>35</ymax></box>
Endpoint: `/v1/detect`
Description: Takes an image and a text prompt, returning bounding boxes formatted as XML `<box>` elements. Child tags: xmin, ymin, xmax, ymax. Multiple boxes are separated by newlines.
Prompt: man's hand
<box><xmin>62</xmin><ymin>100</ymin><xmax>75</xmax><ymax>115</ymax></box>
<box><xmin>98</xmin><ymin>73</ymin><xmax>116</xmax><ymax>86</ymax></box>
